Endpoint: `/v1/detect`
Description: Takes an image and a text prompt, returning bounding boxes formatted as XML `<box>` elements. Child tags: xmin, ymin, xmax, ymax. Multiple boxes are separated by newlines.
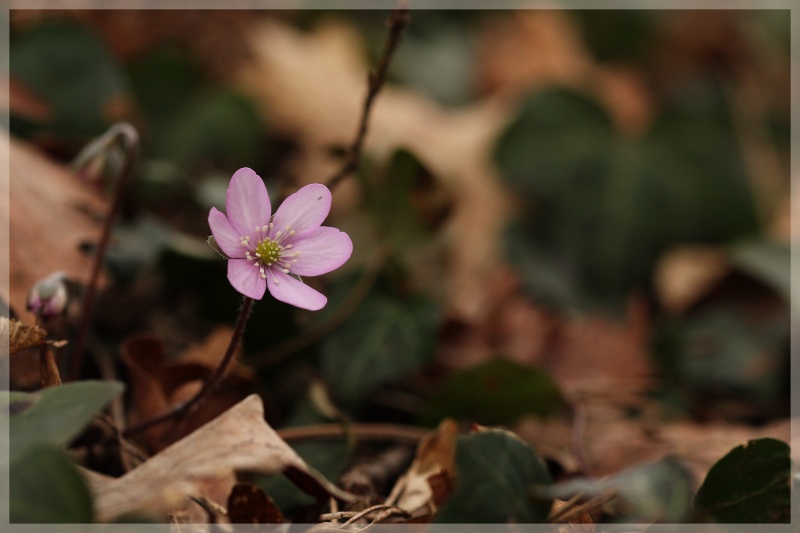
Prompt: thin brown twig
<box><xmin>95</xmin><ymin>413</ymin><xmax>149</xmax><ymax>472</ymax></box>
<box><xmin>278</xmin><ymin>422</ymin><xmax>427</xmax><ymax>444</ymax></box>
<box><xmin>71</xmin><ymin>123</ymin><xmax>140</xmax><ymax>380</ymax></box>
<box><xmin>548</xmin><ymin>490</ymin><xmax>616</xmax><ymax>524</ymax></box>
<box><xmin>326</xmin><ymin>5</ymin><xmax>410</xmax><ymax>190</ymax></box>
<box><xmin>343</xmin><ymin>504</ymin><xmax>404</xmax><ymax>525</ymax></box>
<box><xmin>123</xmin><ymin>297</ymin><xmax>254</xmax><ymax>438</ymax></box>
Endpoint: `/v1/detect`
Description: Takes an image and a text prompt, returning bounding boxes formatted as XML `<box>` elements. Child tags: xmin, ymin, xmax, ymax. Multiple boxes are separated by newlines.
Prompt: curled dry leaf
<box><xmin>88</xmin><ymin>394</ymin><xmax>355</xmax><ymax>522</ymax></box>
<box><xmin>1</xmin><ymin>317</ymin><xmax>47</xmax><ymax>356</ymax></box>
<box><xmin>385</xmin><ymin>418</ymin><xmax>458</xmax><ymax>520</ymax></box>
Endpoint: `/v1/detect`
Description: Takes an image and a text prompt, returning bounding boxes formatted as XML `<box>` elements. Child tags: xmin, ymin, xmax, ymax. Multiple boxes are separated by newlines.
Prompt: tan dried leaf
<box><xmin>89</xmin><ymin>394</ymin><xmax>354</xmax><ymax>522</ymax></box>
<box><xmin>3</xmin><ymin>133</ymin><xmax>107</xmax><ymax>324</ymax></box>
<box><xmin>654</xmin><ymin>245</ymin><xmax>730</xmax><ymax>315</ymax></box>
<box><xmin>385</xmin><ymin>418</ymin><xmax>458</xmax><ymax>518</ymax></box>
<box><xmin>1</xmin><ymin>317</ymin><xmax>47</xmax><ymax>356</ymax></box>
<box><xmin>549</xmin><ymin>499</ymin><xmax>595</xmax><ymax>533</ymax></box>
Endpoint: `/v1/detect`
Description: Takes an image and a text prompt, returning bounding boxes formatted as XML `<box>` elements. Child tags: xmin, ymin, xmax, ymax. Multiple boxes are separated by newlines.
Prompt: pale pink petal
<box><xmin>271</xmin><ymin>184</ymin><xmax>331</xmax><ymax>239</ymax></box>
<box><xmin>226</xmin><ymin>168</ymin><xmax>271</xmax><ymax>237</ymax></box>
<box><xmin>267</xmin><ymin>269</ymin><xmax>327</xmax><ymax>311</ymax></box>
<box><xmin>228</xmin><ymin>259</ymin><xmax>267</xmax><ymax>300</ymax></box>
<box><xmin>209</xmin><ymin>208</ymin><xmax>246</xmax><ymax>259</ymax></box>
<box><xmin>287</xmin><ymin>227</ymin><xmax>353</xmax><ymax>277</ymax></box>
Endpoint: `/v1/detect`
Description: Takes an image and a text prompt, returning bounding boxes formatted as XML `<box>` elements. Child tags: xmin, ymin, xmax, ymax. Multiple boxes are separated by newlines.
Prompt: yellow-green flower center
<box><xmin>256</xmin><ymin>239</ymin><xmax>282</xmax><ymax>264</ymax></box>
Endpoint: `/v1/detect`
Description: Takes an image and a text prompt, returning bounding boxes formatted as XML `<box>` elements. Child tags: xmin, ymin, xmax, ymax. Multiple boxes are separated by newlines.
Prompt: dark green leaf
<box><xmin>10</xmin><ymin>445</ymin><xmax>93</xmax><ymax>523</ymax></box>
<box><xmin>126</xmin><ymin>46</ymin><xmax>201</xmax><ymax>127</ymax></box>
<box><xmin>495</xmin><ymin>84</ymin><xmax>759</xmax><ymax>311</ymax></box>
<box><xmin>436</xmin><ymin>429</ymin><xmax>552</xmax><ymax>523</ymax></box>
<box><xmin>572</xmin><ymin>11</ymin><xmax>656</xmax><ymax>62</ymax></box>
<box><xmin>10</xmin><ymin>20</ymin><xmax>128</xmax><ymax>139</ymax></box>
<box><xmin>694</xmin><ymin>438</ymin><xmax>790</xmax><ymax>523</ymax></box>
<box><xmin>321</xmin><ymin>286</ymin><xmax>439</xmax><ymax>407</ymax></box>
<box><xmin>361</xmin><ymin>148</ymin><xmax>435</xmax><ymax>248</ymax></box>
<box><xmin>153</xmin><ymin>89</ymin><xmax>266</xmax><ymax>169</ymax></box>
<box><xmin>659</xmin><ymin>306</ymin><xmax>787</xmax><ymax>407</ymax></box>
<box><xmin>540</xmin><ymin>458</ymin><xmax>694</xmax><ymax>523</ymax></box>
<box><xmin>8</xmin><ymin>380</ymin><xmax>124</xmax><ymax>463</ymax></box>
<box><xmin>494</xmin><ymin>87</ymin><xmax>613</xmax><ymax>200</ymax></box>
<box><xmin>729</xmin><ymin>239</ymin><xmax>791</xmax><ymax>305</ymax></box>
<box><xmin>421</xmin><ymin>358</ymin><xmax>567</xmax><ymax>427</ymax></box>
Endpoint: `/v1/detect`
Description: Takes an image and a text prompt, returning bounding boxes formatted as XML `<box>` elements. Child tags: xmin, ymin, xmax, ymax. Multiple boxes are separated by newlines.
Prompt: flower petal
<box><xmin>209</xmin><ymin>208</ymin><xmax>246</xmax><ymax>259</ymax></box>
<box><xmin>226</xmin><ymin>167</ymin><xmax>271</xmax><ymax>238</ymax></box>
<box><xmin>228</xmin><ymin>259</ymin><xmax>267</xmax><ymax>300</ymax></box>
<box><xmin>271</xmin><ymin>184</ymin><xmax>331</xmax><ymax>239</ymax></box>
<box><xmin>267</xmin><ymin>269</ymin><xmax>327</xmax><ymax>311</ymax></box>
<box><xmin>287</xmin><ymin>227</ymin><xmax>353</xmax><ymax>277</ymax></box>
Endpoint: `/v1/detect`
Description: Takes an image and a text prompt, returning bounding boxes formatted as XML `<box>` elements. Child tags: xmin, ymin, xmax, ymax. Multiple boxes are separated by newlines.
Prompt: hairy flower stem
<box><xmin>123</xmin><ymin>297</ymin><xmax>254</xmax><ymax>439</ymax></box>
<box><xmin>70</xmin><ymin>123</ymin><xmax>140</xmax><ymax>380</ymax></box>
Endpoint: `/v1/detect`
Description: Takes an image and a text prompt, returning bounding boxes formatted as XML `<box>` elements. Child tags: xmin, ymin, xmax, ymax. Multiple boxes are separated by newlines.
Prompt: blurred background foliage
<box><xmin>6</xmin><ymin>8</ymin><xmax>792</xmax><ymax>524</ymax></box>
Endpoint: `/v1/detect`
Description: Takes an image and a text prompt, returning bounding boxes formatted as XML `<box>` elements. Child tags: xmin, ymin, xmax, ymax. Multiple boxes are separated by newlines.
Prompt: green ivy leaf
<box><xmin>10</xmin><ymin>20</ymin><xmax>128</xmax><ymax>139</ymax></box>
<box><xmin>10</xmin><ymin>445</ymin><xmax>94</xmax><ymax>523</ymax></box>
<box><xmin>7</xmin><ymin>380</ymin><xmax>124</xmax><ymax>463</ymax></box>
<box><xmin>436</xmin><ymin>429</ymin><xmax>552</xmax><ymax>523</ymax></box>
<box><xmin>694</xmin><ymin>438</ymin><xmax>790</xmax><ymax>523</ymax></box>
<box><xmin>321</xmin><ymin>286</ymin><xmax>439</xmax><ymax>408</ymax></box>
<box><xmin>495</xmin><ymin>84</ymin><xmax>759</xmax><ymax>312</ymax></box>
<box><xmin>421</xmin><ymin>358</ymin><xmax>567</xmax><ymax>427</ymax></box>
<box><xmin>153</xmin><ymin>89</ymin><xmax>266</xmax><ymax>170</ymax></box>
<box><xmin>361</xmin><ymin>148</ymin><xmax>436</xmax><ymax>249</ymax></box>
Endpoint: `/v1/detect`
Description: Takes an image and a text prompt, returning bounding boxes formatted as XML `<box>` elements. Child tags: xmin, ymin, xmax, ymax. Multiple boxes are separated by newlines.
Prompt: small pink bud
<box><xmin>26</xmin><ymin>272</ymin><xmax>70</xmax><ymax>319</ymax></box>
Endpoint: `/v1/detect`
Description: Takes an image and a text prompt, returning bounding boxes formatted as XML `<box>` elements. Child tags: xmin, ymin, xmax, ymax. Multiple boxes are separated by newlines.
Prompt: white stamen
<box><xmin>280</xmin><ymin>268</ymin><xmax>290</xmax><ymax>273</ymax></box>
<box><xmin>285</xmin><ymin>244</ymin><xmax>293</xmax><ymax>249</ymax></box>
<box><xmin>276</xmin><ymin>230</ymin><xmax>282</xmax><ymax>238</ymax></box>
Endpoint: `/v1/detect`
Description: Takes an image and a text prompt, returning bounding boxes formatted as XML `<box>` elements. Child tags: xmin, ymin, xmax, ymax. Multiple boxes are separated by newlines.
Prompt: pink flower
<box><xmin>208</xmin><ymin>168</ymin><xmax>352</xmax><ymax>310</ymax></box>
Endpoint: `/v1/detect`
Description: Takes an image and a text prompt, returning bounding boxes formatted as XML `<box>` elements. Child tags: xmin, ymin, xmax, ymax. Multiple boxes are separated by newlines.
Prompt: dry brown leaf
<box><xmin>120</xmin><ymin>334</ymin><xmax>171</xmax><ymax>450</ymax></box>
<box><xmin>89</xmin><ymin>394</ymin><xmax>354</xmax><ymax>522</ymax></box>
<box><xmin>4</xmin><ymin>77</ymin><xmax>52</xmax><ymax>122</ymax></box>
<box><xmin>121</xmin><ymin>331</ymin><xmax>255</xmax><ymax>452</ymax></box>
<box><xmin>549</xmin><ymin>498</ymin><xmax>595</xmax><ymax>532</ymax></box>
<box><xmin>227</xmin><ymin>482</ymin><xmax>284</xmax><ymax>524</ymax></box>
<box><xmin>4</xmin><ymin>133</ymin><xmax>107</xmax><ymax>325</ymax></box>
<box><xmin>385</xmin><ymin>418</ymin><xmax>458</xmax><ymax>519</ymax></box>
<box><xmin>1</xmin><ymin>317</ymin><xmax>47</xmax><ymax>356</ymax></box>
<box><xmin>543</xmin><ymin>295</ymin><xmax>653</xmax><ymax>405</ymax></box>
